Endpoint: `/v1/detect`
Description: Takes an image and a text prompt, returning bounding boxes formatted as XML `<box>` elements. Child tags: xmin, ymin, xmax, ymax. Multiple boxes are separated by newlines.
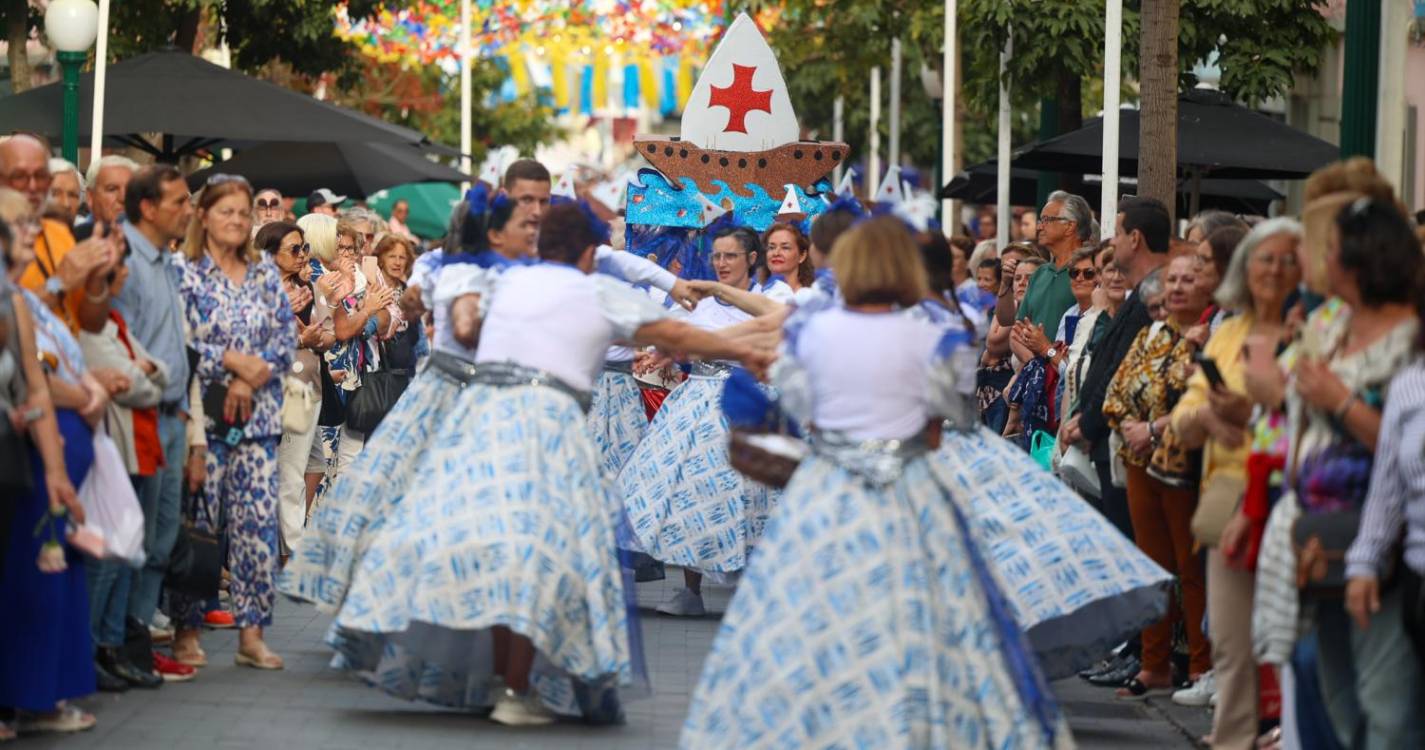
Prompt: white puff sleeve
<box><xmin>595</xmin><ymin>245</ymin><xmax>678</xmax><ymax>292</ymax></box>
<box><xmin>594</xmin><ymin>275</ymin><xmax>674</xmax><ymax>341</ymax></box>
<box><xmin>433</xmin><ymin>264</ymin><xmax>498</xmax><ymax>317</ymax></box>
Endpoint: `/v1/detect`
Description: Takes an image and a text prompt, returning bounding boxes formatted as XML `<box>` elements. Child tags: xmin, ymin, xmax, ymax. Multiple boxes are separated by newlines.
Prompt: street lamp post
<box><xmin>44</xmin><ymin>0</ymin><xmax>99</xmax><ymax>165</ymax></box>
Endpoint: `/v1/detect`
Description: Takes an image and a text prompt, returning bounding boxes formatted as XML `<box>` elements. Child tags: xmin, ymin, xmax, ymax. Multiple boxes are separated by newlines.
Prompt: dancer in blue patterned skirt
<box><xmin>617</xmin><ymin>226</ymin><xmax>791</xmax><ymax>617</ymax></box>
<box><xmin>684</xmin><ymin>218</ymin><xmax>1073</xmax><ymax>749</ymax></box>
<box><xmin>283</xmin><ymin>168</ymin><xmax>690</xmax><ymax>613</ymax></box>
<box><xmin>326</xmin><ymin>204</ymin><xmax>772</xmax><ymax>727</ymax></box>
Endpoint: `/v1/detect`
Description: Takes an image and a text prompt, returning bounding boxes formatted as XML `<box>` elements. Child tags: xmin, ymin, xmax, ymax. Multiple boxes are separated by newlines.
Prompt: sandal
<box><xmin>1115</xmin><ymin>677</ymin><xmax>1173</xmax><ymax>701</ymax></box>
<box><xmin>16</xmin><ymin>705</ymin><xmax>96</xmax><ymax>734</ymax></box>
<box><xmin>235</xmin><ymin>645</ymin><xmax>284</xmax><ymax>670</ymax></box>
<box><xmin>172</xmin><ymin>643</ymin><xmax>208</xmax><ymax>667</ymax></box>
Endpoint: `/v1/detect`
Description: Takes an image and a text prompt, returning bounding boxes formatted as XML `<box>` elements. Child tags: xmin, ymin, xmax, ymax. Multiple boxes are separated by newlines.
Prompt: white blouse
<box><xmin>775</xmin><ymin>307</ymin><xmax>970</xmax><ymax>441</ymax></box>
<box><xmin>475</xmin><ymin>264</ymin><xmax>669</xmax><ymax>391</ymax></box>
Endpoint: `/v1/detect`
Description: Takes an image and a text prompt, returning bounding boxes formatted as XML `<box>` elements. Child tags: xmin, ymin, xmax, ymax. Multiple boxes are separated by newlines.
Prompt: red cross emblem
<box><xmin>708</xmin><ymin>64</ymin><xmax>773</xmax><ymax>134</ymax></box>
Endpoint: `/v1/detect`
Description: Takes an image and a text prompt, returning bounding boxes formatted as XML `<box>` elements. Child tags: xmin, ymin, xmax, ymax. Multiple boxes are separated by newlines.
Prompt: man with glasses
<box><xmin>253</xmin><ymin>188</ymin><xmax>284</xmax><ymax>233</ymax></box>
<box><xmin>116</xmin><ymin>165</ymin><xmax>199</xmax><ymax>679</ymax></box>
<box><xmin>2</xmin><ymin>134</ymin><xmax>115</xmax><ymax>332</ymax></box>
<box><xmin>73</xmin><ymin>155</ymin><xmax>138</xmax><ymax>243</ymax></box>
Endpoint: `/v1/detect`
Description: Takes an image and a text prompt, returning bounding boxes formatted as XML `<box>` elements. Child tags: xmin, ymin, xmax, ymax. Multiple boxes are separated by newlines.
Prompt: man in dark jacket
<box><xmin>1064</xmin><ymin>197</ymin><xmax>1171</xmax><ymax>538</ymax></box>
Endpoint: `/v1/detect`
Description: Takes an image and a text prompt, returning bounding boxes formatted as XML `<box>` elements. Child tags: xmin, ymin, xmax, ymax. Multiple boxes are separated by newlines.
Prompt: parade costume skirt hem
<box><xmin>590</xmin><ymin>369</ymin><xmax>649</xmax><ymax>479</ymax></box>
<box><xmin>938</xmin><ymin>427</ymin><xmax>1173</xmax><ymax>680</ymax></box>
<box><xmin>330</xmin><ymin>383</ymin><xmax>643</xmax><ymax>720</ymax></box>
<box><xmin>617</xmin><ymin>376</ymin><xmax>779</xmax><ymax>575</ymax></box>
<box><xmin>279</xmin><ymin>370</ymin><xmax>461</xmax><ymax>613</ymax></box>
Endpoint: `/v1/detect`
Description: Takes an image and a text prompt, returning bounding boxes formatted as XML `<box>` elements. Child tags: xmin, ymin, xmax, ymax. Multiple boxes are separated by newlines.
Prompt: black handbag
<box><xmin>345</xmin><ymin>368</ymin><xmax>411</xmax><ymax>435</ymax></box>
<box><xmin>166</xmin><ymin>489</ymin><xmax>223</xmax><ymax>599</ymax></box>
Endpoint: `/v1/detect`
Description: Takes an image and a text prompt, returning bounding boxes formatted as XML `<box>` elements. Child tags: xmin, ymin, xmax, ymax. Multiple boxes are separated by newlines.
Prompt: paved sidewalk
<box><xmin>24</xmin><ymin>575</ymin><xmax>1207</xmax><ymax>749</ymax></box>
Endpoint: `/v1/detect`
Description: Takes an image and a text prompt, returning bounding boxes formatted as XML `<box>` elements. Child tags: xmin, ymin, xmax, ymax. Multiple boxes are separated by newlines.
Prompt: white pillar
<box><xmin>996</xmin><ymin>32</ymin><xmax>1011</xmax><ymax>250</ymax></box>
<box><xmin>833</xmin><ymin>95</ymin><xmax>845</xmax><ymax>185</ymax></box>
<box><xmin>459</xmin><ymin>0</ymin><xmax>473</xmax><ymax>190</ymax></box>
<box><xmin>87</xmin><ymin>0</ymin><xmax>111</xmax><ymax>166</ymax></box>
<box><xmin>869</xmin><ymin>66</ymin><xmax>881</xmax><ymax>198</ymax></box>
<box><xmin>1101</xmin><ymin>0</ymin><xmax>1122</xmax><ymax>238</ymax></box>
<box><xmin>1375</xmin><ymin>0</ymin><xmax>1409</xmax><ymax>193</ymax></box>
<box><xmin>889</xmin><ymin>38</ymin><xmax>902</xmax><ymax>172</ymax></box>
<box><xmin>941</xmin><ymin>0</ymin><xmax>958</xmax><ymax>231</ymax></box>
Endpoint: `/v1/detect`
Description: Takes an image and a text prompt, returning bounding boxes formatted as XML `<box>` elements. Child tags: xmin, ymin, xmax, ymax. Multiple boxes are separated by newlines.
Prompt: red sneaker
<box><xmin>152</xmin><ymin>651</ymin><xmax>196</xmax><ymax>682</ymax></box>
<box><xmin>202</xmin><ymin>610</ymin><xmax>236</xmax><ymax>629</ymax></box>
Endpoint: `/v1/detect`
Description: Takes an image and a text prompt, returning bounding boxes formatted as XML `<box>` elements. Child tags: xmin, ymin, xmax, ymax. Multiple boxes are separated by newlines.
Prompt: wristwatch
<box><xmin>44</xmin><ymin>276</ymin><xmax>65</xmax><ymax>297</ymax></box>
<box><xmin>1044</xmin><ymin>345</ymin><xmax>1060</xmax><ymax>360</ymax></box>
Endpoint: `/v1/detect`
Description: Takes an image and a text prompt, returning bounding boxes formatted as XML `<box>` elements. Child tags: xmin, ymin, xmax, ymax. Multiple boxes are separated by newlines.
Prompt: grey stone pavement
<box><xmin>25</xmin><ymin>574</ymin><xmax>1210</xmax><ymax>749</ymax></box>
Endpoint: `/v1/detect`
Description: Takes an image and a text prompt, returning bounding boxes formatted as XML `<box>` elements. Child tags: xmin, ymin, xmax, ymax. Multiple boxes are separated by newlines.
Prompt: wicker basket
<box><xmin>728</xmin><ymin>429</ymin><xmax>807</xmax><ymax>489</ymax></box>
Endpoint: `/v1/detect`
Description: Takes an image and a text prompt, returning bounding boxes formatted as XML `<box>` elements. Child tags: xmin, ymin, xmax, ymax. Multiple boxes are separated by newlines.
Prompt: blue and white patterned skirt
<box><xmin>681</xmin><ymin>452</ymin><xmax>1072</xmax><ymax>750</ymax></box>
<box><xmin>327</xmin><ymin>382</ymin><xmax>637</xmax><ymax>721</ymax></box>
<box><xmin>936</xmin><ymin>427</ymin><xmax>1172</xmax><ymax>679</ymax></box>
<box><xmin>280</xmin><ymin>367</ymin><xmax>462</xmax><ymax>612</ymax></box>
<box><xmin>589</xmin><ymin>368</ymin><xmax>648</xmax><ymax>478</ymax></box>
<box><xmin>617</xmin><ymin>374</ymin><xmax>779</xmax><ymax>574</ymax></box>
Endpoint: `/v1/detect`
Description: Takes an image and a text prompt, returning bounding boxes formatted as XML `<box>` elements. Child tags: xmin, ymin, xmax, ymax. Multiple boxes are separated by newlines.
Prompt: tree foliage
<box><xmin>746</xmin><ymin>0</ymin><xmax>1335</xmax><ymax>172</ymax></box>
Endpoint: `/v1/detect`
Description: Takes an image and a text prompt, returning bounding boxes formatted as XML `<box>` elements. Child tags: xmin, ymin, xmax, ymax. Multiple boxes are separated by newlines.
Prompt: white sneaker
<box><xmin>490</xmin><ymin>688</ymin><xmax>555</xmax><ymax>727</ymax></box>
<box><xmin>656</xmin><ymin>587</ymin><xmax>706</xmax><ymax>617</ymax></box>
<box><xmin>149</xmin><ymin>612</ymin><xmax>174</xmax><ymax>644</ymax></box>
<box><xmin>1172</xmin><ymin>671</ymin><xmax>1217</xmax><ymax>707</ymax></box>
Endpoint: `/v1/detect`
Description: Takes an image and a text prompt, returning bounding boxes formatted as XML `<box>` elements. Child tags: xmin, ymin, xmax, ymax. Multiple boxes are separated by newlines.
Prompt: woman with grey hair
<box><xmin>1169</xmin><ymin>218</ymin><xmax>1302</xmax><ymax>744</ymax></box>
<box><xmin>44</xmin><ymin>158</ymin><xmax>84</xmax><ymax>226</ymax></box>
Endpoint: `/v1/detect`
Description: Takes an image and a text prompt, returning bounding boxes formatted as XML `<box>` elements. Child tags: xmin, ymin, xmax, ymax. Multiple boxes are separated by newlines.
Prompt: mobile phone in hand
<box><xmin>1195</xmin><ymin>352</ymin><xmax>1226</xmax><ymax>389</ymax></box>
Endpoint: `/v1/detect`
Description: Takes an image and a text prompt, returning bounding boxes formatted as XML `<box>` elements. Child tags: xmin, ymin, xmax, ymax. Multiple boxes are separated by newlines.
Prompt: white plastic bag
<box><xmin>77</xmin><ymin>432</ymin><xmax>146</xmax><ymax>566</ymax></box>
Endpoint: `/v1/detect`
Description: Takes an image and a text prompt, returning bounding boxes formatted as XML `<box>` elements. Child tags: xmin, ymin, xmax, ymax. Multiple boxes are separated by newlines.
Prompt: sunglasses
<box><xmin>282</xmin><ymin>242</ymin><xmax>311</xmax><ymax>256</ymax></box>
<box><xmin>256</xmin><ymin>199</ymin><xmax>281</xmax><ymax>210</ymax></box>
<box><xmin>1069</xmin><ymin>267</ymin><xmax>1097</xmax><ymax>281</ymax></box>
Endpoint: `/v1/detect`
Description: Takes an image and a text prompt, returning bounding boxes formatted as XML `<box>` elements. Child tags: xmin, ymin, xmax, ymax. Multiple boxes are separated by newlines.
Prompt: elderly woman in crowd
<box><xmin>1103</xmin><ymin>252</ymin><xmax>1215</xmax><ymax>699</ymax></box>
<box><xmin>0</xmin><ymin>189</ymin><xmax>103</xmax><ymax>735</ymax></box>
<box><xmin>369</xmin><ymin>233</ymin><xmax>425</xmax><ymax>371</ymax></box>
<box><xmin>169</xmin><ymin>175</ymin><xmax>295</xmax><ymax>671</ymax></box>
<box><xmin>257</xmin><ymin>221</ymin><xmax>332</xmax><ymax>559</ymax></box>
<box><xmin>978</xmin><ymin>243</ymin><xmax>1036</xmax><ymax>433</ymax></box>
<box><xmin>1277</xmin><ymin>198</ymin><xmax>1423</xmax><ymax>748</ymax></box>
<box><xmin>1171</xmin><ymin>219</ymin><xmax>1303</xmax><ymax>747</ymax></box>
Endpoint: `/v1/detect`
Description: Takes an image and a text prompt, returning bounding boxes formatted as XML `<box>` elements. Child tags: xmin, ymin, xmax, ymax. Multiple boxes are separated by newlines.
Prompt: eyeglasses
<box><xmin>256</xmin><ymin>199</ymin><xmax>281</xmax><ymax>210</ymax></box>
<box><xmin>1039</xmin><ymin>216</ymin><xmax>1073</xmax><ymax>225</ymax></box>
<box><xmin>6</xmin><ymin>170</ymin><xmax>51</xmax><ymax>189</ymax></box>
<box><xmin>1069</xmin><ymin>267</ymin><xmax>1097</xmax><ymax>281</ymax></box>
<box><xmin>336</xmin><ymin>243</ymin><xmax>358</xmax><ymax>256</ymax></box>
<box><xmin>1250</xmin><ymin>252</ymin><xmax>1299</xmax><ymax>270</ymax></box>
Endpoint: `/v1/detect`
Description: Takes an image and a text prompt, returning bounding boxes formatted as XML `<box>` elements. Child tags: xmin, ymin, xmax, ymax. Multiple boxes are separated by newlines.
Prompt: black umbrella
<box><xmin>0</xmin><ymin>49</ymin><xmax>443</xmax><ymax>159</ymax></box>
<box><xmin>187</xmin><ymin>141</ymin><xmax>469</xmax><ymax>200</ymax></box>
<box><xmin>1011</xmin><ymin>89</ymin><xmax>1339</xmax><ymax>181</ymax></box>
<box><xmin>940</xmin><ymin>159</ymin><xmax>1283</xmax><ymax>216</ymax></box>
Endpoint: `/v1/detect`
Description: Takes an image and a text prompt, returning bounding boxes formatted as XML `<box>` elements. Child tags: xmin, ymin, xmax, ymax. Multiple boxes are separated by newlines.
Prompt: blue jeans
<box><xmin>1315</xmin><ymin>585</ymin><xmax>1425</xmax><ymax>750</ymax></box>
<box><xmin>127</xmin><ymin>412</ymin><xmax>184</xmax><ymax>625</ymax></box>
<box><xmin>85</xmin><ymin>558</ymin><xmax>130</xmax><ymax>648</ymax></box>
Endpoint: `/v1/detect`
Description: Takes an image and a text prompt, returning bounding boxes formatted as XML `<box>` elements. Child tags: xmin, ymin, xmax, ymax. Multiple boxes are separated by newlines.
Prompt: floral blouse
<box><xmin>1286</xmin><ymin>299</ymin><xmax>1418</xmax><ymax>514</ymax></box>
<box><xmin>1102</xmin><ymin>319</ymin><xmax>1197</xmax><ymax>476</ymax></box>
<box><xmin>179</xmin><ymin>253</ymin><xmax>296</xmax><ymax>439</ymax></box>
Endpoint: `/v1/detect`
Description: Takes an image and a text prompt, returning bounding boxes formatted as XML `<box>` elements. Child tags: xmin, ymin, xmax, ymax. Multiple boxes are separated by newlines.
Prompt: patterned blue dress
<box><xmin>683</xmin><ymin>308</ymin><xmax>1071</xmax><ymax>749</ymax></box>
<box><xmin>321</xmin><ymin>263</ymin><xmax>668</xmax><ymax>721</ymax></box>
<box><xmin>171</xmin><ymin>253</ymin><xmax>295</xmax><ymax>628</ymax></box>
<box><xmin>617</xmin><ymin>293</ymin><xmax>781</xmax><ymax>575</ymax></box>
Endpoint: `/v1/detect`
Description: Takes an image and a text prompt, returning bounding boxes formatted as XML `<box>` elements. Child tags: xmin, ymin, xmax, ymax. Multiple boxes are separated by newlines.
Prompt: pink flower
<box><xmin>66</xmin><ymin>524</ymin><xmax>106</xmax><ymax>559</ymax></box>
<box><xmin>37</xmin><ymin>541</ymin><xmax>67</xmax><ymax>574</ymax></box>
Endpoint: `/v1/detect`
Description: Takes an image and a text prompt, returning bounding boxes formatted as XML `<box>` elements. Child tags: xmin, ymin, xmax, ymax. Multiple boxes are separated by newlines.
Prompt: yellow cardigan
<box><xmin>1170</xmin><ymin>314</ymin><xmax>1252</xmax><ymax>484</ymax></box>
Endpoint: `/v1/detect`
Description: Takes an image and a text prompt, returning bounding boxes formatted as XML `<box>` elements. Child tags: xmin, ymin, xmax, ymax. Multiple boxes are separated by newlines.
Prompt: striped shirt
<box><xmin>1346</xmin><ymin>356</ymin><xmax>1425</xmax><ymax>578</ymax></box>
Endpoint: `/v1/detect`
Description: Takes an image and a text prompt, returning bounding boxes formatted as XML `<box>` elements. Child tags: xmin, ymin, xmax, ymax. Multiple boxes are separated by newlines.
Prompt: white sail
<box><xmin>680</xmin><ymin>13</ymin><xmax>800</xmax><ymax>153</ymax></box>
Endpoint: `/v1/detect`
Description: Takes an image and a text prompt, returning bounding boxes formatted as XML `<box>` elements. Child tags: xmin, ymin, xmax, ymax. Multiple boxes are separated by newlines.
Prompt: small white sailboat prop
<box><xmin>696</xmin><ymin>193</ymin><xmax>730</xmax><ymax>227</ymax></box>
<box><xmin>477</xmin><ymin>160</ymin><xmax>502</xmax><ymax>189</ymax></box>
<box><xmin>875</xmin><ymin>165</ymin><xmax>905</xmax><ymax>205</ymax></box>
<box><xmin>835</xmin><ymin>167</ymin><xmax>857</xmax><ymax>199</ymax></box>
<box><xmin>552</xmin><ymin>171</ymin><xmax>578</xmax><ymax>201</ymax></box>
<box><xmin>775</xmin><ymin>185</ymin><xmax>804</xmax><ymax>218</ymax></box>
<box><xmin>633</xmin><ymin>12</ymin><xmax>848</xmax><ymax>196</ymax></box>
<box><xmin>589</xmin><ymin>179</ymin><xmax>625</xmax><ymax>214</ymax></box>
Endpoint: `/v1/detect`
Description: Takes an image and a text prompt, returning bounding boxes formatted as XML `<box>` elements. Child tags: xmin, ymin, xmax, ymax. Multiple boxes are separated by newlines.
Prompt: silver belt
<box><xmin>689</xmin><ymin>361</ymin><xmax>736</xmax><ymax>378</ymax></box>
<box><xmin>812</xmin><ymin>429</ymin><xmax>930</xmax><ymax>485</ymax></box>
<box><xmin>425</xmin><ymin>350</ymin><xmax>478</xmax><ymax>385</ymax></box>
<box><xmin>471</xmin><ymin>361</ymin><xmax>592</xmax><ymax>413</ymax></box>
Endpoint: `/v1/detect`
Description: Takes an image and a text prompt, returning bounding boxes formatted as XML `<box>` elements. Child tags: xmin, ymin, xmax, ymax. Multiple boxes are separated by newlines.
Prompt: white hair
<box><xmin>47</xmin><ymin>157</ymin><xmax>84</xmax><ymax>199</ymax></box>
<box><xmin>967</xmin><ymin>239</ymin><xmax>999</xmax><ymax>271</ymax></box>
<box><xmin>297</xmin><ymin>213</ymin><xmax>339</xmax><ymax>266</ymax></box>
<box><xmin>85</xmin><ymin>154</ymin><xmax>141</xmax><ymax>188</ymax></box>
<box><xmin>1047</xmin><ymin>190</ymin><xmax>1096</xmax><ymax>243</ymax></box>
<box><xmin>1215</xmin><ymin>217</ymin><xmax>1303</xmax><ymax>312</ymax></box>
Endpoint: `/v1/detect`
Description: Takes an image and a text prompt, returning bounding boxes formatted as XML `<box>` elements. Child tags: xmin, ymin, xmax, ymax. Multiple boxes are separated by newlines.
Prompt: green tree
<box><xmin>747</xmin><ymin>1</ymin><xmax>1333</xmax><ymax>178</ymax></box>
